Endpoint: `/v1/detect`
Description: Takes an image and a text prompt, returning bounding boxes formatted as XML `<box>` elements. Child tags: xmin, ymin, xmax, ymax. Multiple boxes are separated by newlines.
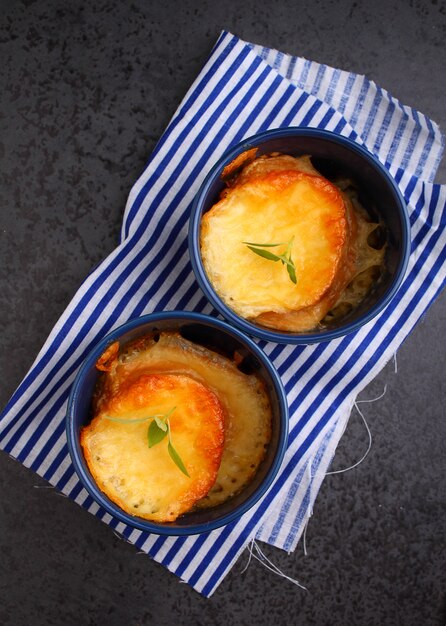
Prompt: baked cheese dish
<box><xmin>200</xmin><ymin>153</ymin><xmax>385</xmax><ymax>332</ymax></box>
<box><xmin>81</xmin><ymin>332</ymin><xmax>272</xmax><ymax>522</ymax></box>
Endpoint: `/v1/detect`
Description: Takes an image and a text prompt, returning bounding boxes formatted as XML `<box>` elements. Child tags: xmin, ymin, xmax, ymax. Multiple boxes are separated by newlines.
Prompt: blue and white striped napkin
<box><xmin>1</xmin><ymin>31</ymin><xmax>445</xmax><ymax>596</ymax></box>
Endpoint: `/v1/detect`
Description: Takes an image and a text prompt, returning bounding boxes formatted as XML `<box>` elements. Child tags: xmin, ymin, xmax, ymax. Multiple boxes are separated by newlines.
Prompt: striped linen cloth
<box><xmin>1</xmin><ymin>31</ymin><xmax>445</xmax><ymax>596</ymax></box>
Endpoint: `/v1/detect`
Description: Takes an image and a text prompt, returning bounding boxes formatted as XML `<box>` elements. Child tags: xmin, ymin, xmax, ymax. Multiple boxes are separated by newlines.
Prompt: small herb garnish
<box><xmin>104</xmin><ymin>407</ymin><xmax>189</xmax><ymax>477</ymax></box>
<box><xmin>243</xmin><ymin>237</ymin><xmax>297</xmax><ymax>284</ymax></box>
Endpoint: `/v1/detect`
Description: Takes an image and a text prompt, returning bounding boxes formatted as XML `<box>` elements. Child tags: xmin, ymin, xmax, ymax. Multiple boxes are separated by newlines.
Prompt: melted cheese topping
<box><xmin>81</xmin><ymin>373</ymin><xmax>225</xmax><ymax>523</ymax></box>
<box><xmin>202</xmin><ymin>167</ymin><xmax>346</xmax><ymax>315</ymax></box>
<box><xmin>85</xmin><ymin>332</ymin><xmax>272</xmax><ymax>520</ymax></box>
<box><xmin>200</xmin><ymin>154</ymin><xmax>385</xmax><ymax>332</ymax></box>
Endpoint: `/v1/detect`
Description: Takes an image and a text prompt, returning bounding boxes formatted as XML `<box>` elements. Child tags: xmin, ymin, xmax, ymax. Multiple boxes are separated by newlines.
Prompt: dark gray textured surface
<box><xmin>1</xmin><ymin>1</ymin><xmax>445</xmax><ymax>624</ymax></box>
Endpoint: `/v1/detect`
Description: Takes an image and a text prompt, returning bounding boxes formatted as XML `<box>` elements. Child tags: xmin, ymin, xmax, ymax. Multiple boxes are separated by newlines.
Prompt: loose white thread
<box><xmin>32</xmin><ymin>485</ymin><xmax>54</xmax><ymax>489</ymax></box>
<box><xmin>53</xmin><ymin>490</ymin><xmax>68</xmax><ymax>498</ymax></box>
<box><xmin>112</xmin><ymin>530</ymin><xmax>136</xmax><ymax>546</ymax></box>
<box><xmin>242</xmin><ymin>539</ymin><xmax>307</xmax><ymax>591</ymax></box>
<box><xmin>393</xmin><ymin>352</ymin><xmax>398</xmax><ymax>374</ymax></box>
<box><xmin>302</xmin><ymin>516</ymin><xmax>311</xmax><ymax>557</ymax></box>
<box><xmin>326</xmin><ymin>386</ymin><xmax>387</xmax><ymax>476</ymax></box>
<box><xmin>356</xmin><ymin>385</ymin><xmax>388</xmax><ymax>405</ymax></box>
<box><xmin>240</xmin><ymin>538</ymin><xmax>254</xmax><ymax>574</ymax></box>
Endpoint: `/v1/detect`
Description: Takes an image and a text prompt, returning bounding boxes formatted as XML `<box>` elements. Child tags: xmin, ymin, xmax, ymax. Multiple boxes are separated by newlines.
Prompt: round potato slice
<box><xmin>201</xmin><ymin>159</ymin><xmax>348</xmax><ymax>319</ymax></box>
<box><xmin>81</xmin><ymin>373</ymin><xmax>225</xmax><ymax>523</ymax></box>
<box><xmin>92</xmin><ymin>332</ymin><xmax>272</xmax><ymax>510</ymax></box>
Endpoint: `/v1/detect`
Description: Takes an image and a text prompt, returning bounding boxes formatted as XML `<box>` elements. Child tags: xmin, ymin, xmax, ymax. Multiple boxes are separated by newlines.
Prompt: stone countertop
<box><xmin>0</xmin><ymin>1</ymin><xmax>445</xmax><ymax>624</ymax></box>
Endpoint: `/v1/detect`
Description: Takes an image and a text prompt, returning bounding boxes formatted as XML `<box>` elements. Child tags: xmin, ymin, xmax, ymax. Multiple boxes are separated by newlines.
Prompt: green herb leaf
<box><xmin>154</xmin><ymin>416</ymin><xmax>168</xmax><ymax>431</ymax></box>
<box><xmin>286</xmin><ymin>257</ymin><xmax>297</xmax><ymax>284</ymax></box>
<box><xmin>167</xmin><ymin>441</ymin><xmax>190</xmax><ymax>477</ymax></box>
<box><xmin>106</xmin><ymin>405</ymin><xmax>189</xmax><ymax>477</ymax></box>
<box><xmin>148</xmin><ymin>420</ymin><xmax>168</xmax><ymax>447</ymax></box>
<box><xmin>274</xmin><ymin>254</ymin><xmax>292</xmax><ymax>267</ymax></box>
<box><xmin>246</xmin><ymin>246</ymin><xmax>282</xmax><ymax>262</ymax></box>
<box><xmin>244</xmin><ymin>238</ymin><xmax>298</xmax><ymax>284</ymax></box>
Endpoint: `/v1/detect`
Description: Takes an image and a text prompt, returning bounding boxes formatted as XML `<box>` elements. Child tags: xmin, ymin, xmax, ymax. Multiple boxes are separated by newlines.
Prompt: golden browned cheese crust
<box><xmin>221</xmin><ymin>147</ymin><xmax>258</xmax><ymax>180</ymax></box>
<box><xmin>83</xmin><ymin>332</ymin><xmax>272</xmax><ymax>520</ymax></box>
<box><xmin>200</xmin><ymin>154</ymin><xmax>385</xmax><ymax>332</ymax></box>
<box><xmin>81</xmin><ymin>373</ymin><xmax>225</xmax><ymax>523</ymax></box>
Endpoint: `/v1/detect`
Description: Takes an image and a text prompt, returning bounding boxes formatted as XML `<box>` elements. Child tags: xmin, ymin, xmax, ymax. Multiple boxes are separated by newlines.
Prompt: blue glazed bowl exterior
<box><xmin>66</xmin><ymin>311</ymin><xmax>289</xmax><ymax>536</ymax></box>
<box><xmin>189</xmin><ymin>127</ymin><xmax>411</xmax><ymax>344</ymax></box>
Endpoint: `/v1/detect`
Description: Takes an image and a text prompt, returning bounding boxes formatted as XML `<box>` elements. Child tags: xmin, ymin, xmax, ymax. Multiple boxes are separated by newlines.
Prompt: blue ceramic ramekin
<box><xmin>66</xmin><ymin>311</ymin><xmax>288</xmax><ymax>535</ymax></box>
<box><xmin>189</xmin><ymin>127</ymin><xmax>411</xmax><ymax>344</ymax></box>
